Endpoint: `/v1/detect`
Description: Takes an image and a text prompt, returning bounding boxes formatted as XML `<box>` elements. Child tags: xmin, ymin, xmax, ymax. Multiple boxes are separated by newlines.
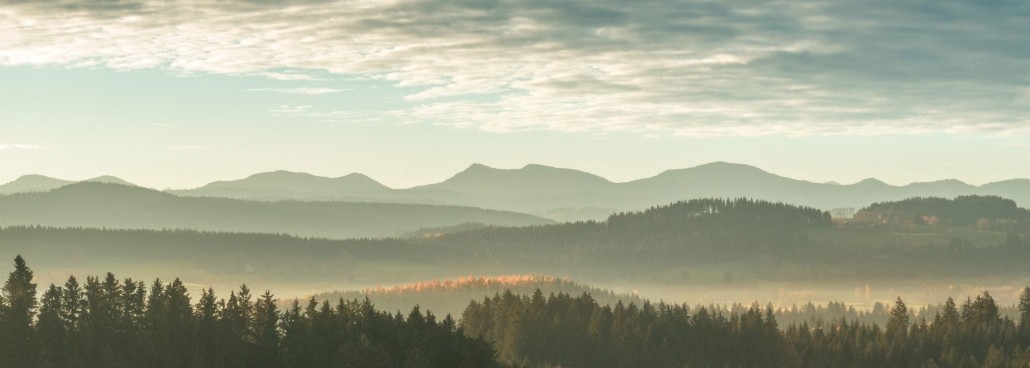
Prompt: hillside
<box><xmin>0</xmin><ymin>182</ymin><xmax>552</xmax><ymax>238</ymax></box>
<box><xmin>855</xmin><ymin>195</ymin><xmax>1030</xmax><ymax>229</ymax></box>
<box><xmin>428</xmin><ymin>198</ymin><xmax>834</xmax><ymax>275</ymax></box>
<box><xmin>306</xmin><ymin>275</ymin><xmax>643</xmax><ymax>317</ymax></box>
<box><xmin>2</xmin><ymin>196</ymin><xmax>1027</xmax><ymax>295</ymax></box>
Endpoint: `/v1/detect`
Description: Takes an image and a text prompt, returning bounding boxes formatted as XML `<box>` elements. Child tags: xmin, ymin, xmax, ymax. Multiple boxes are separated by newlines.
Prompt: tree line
<box><xmin>857</xmin><ymin>195</ymin><xmax>1030</xmax><ymax>231</ymax></box>
<box><xmin>462</xmin><ymin>289</ymin><xmax>1030</xmax><ymax>368</ymax></box>
<box><xmin>0</xmin><ymin>256</ymin><xmax>500</xmax><ymax>368</ymax></box>
<box><xmin>6</xmin><ymin>255</ymin><xmax>1030</xmax><ymax>367</ymax></box>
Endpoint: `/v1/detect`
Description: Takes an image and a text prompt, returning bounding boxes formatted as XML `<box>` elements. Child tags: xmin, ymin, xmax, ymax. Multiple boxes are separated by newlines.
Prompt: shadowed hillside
<box><xmin>3</xmin><ymin>196</ymin><xmax>1027</xmax><ymax>299</ymax></box>
<box><xmin>0</xmin><ymin>182</ymin><xmax>553</xmax><ymax>238</ymax></box>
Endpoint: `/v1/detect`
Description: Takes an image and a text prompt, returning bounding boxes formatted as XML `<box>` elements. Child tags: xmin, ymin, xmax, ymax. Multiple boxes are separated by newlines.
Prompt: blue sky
<box><xmin>1</xmin><ymin>0</ymin><xmax>1028</xmax><ymax>189</ymax></box>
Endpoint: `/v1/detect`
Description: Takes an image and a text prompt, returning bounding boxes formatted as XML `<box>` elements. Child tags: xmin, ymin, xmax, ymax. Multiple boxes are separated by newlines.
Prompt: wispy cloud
<box><xmin>247</xmin><ymin>87</ymin><xmax>346</xmax><ymax>95</ymax></box>
<box><xmin>1</xmin><ymin>0</ymin><xmax>1027</xmax><ymax>136</ymax></box>
<box><xmin>268</xmin><ymin>104</ymin><xmax>385</xmax><ymax>125</ymax></box>
<box><xmin>0</xmin><ymin>143</ymin><xmax>46</xmax><ymax>150</ymax></box>
<box><xmin>269</xmin><ymin>104</ymin><xmax>313</xmax><ymax>116</ymax></box>
<box><xmin>256</xmin><ymin>71</ymin><xmax>323</xmax><ymax>82</ymax></box>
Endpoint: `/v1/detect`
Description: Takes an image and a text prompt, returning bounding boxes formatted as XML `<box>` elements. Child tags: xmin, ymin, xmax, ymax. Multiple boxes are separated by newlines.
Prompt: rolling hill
<box><xmin>0</xmin><ymin>182</ymin><xmax>553</xmax><ymax>238</ymax></box>
<box><xmin>0</xmin><ymin>174</ymin><xmax>135</xmax><ymax>194</ymax></box>
<box><xmin>305</xmin><ymin>275</ymin><xmax>643</xmax><ymax>317</ymax></box>
<box><xmin>2</xmin><ymin>195</ymin><xmax>1027</xmax><ymax>297</ymax></box>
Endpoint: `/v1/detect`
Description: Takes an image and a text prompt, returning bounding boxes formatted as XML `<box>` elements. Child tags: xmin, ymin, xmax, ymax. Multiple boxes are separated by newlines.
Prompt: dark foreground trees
<box><xmin>463</xmin><ymin>290</ymin><xmax>1030</xmax><ymax>368</ymax></box>
<box><xmin>0</xmin><ymin>256</ymin><xmax>499</xmax><ymax>368</ymax></box>
<box><xmin>5</xmin><ymin>256</ymin><xmax>1030</xmax><ymax>368</ymax></box>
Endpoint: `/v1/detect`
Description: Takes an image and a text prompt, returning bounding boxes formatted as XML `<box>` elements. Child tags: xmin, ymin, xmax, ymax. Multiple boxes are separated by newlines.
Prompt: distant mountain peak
<box><xmin>335</xmin><ymin>172</ymin><xmax>388</xmax><ymax>188</ymax></box>
<box><xmin>653</xmin><ymin>161</ymin><xmax>772</xmax><ymax>179</ymax></box>
<box><xmin>696</xmin><ymin>161</ymin><xmax>749</xmax><ymax>168</ymax></box>
<box><xmin>426</xmin><ymin>163</ymin><xmax>614</xmax><ymax>199</ymax></box>
<box><xmin>0</xmin><ymin>175</ymin><xmax>74</xmax><ymax>195</ymax></box>
<box><xmin>84</xmin><ymin>176</ymin><xmax>135</xmax><ymax>186</ymax></box>
<box><xmin>463</xmin><ymin>163</ymin><xmax>495</xmax><ymax>172</ymax></box>
<box><xmin>15</xmin><ymin>174</ymin><xmax>61</xmax><ymax>181</ymax></box>
<box><xmin>339</xmin><ymin>173</ymin><xmax>381</xmax><ymax>182</ymax></box>
<box><xmin>853</xmin><ymin>178</ymin><xmax>889</xmax><ymax>187</ymax></box>
<box><xmin>930</xmin><ymin>179</ymin><xmax>968</xmax><ymax>185</ymax></box>
<box><xmin>245</xmin><ymin>170</ymin><xmax>318</xmax><ymax>180</ymax></box>
<box><xmin>173</xmin><ymin>169</ymin><xmax>391</xmax><ymax>199</ymax></box>
<box><xmin>52</xmin><ymin>181</ymin><xmax>169</xmax><ymax>199</ymax></box>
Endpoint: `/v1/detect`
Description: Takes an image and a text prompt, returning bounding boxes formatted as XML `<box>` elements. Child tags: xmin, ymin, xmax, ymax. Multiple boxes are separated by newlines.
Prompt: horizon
<box><xmin>3</xmin><ymin>160</ymin><xmax>1029</xmax><ymax>191</ymax></box>
<box><xmin>3</xmin><ymin>1</ymin><xmax>1029</xmax><ymax>189</ymax></box>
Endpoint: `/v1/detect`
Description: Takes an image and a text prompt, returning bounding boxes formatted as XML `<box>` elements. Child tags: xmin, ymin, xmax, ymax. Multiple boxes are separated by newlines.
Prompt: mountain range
<box><xmin>3</xmin><ymin>162</ymin><xmax>1028</xmax><ymax>221</ymax></box>
<box><xmin>0</xmin><ymin>182</ymin><xmax>551</xmax><ymax>238</ymax></box>
<box><xmin>0</xmin><ymin>174</ymin><xmax>134</xmax><ymax>195</ymax></box>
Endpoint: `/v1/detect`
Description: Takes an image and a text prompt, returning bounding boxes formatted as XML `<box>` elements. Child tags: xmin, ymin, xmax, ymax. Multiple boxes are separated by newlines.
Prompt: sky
<box><xmin>1</xmin><ymin>0</ymin><xmax>1028</xmax><ymax>189</ymax></box>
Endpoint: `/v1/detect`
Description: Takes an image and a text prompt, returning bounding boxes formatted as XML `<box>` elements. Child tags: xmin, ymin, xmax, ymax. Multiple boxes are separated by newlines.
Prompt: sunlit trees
<box><xmin>1020</xmin><ymin>287</ymin><xmax>1030</xmax><ymax>335</ymax></box>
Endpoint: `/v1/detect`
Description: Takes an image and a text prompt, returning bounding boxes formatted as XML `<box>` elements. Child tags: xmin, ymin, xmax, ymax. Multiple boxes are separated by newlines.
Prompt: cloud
<box><xmin>267</xmin><ymin>104</ymin><xmax>385</xmax><ymax>124</ymax></box>
<box><xmin>0</xmin><ymin>0</ymin><xmax>1027</xmax><ymax>136</ymax></box>
<box><xmin>246</xmin><ymin>87</ymin><xmax>346</xmax><ymax>95</ymax></box>
<box><xmin>257</xmin><ymin>71</ymin><xmax>323</xmax><ymax>81</ymax></box>
<box><xmin>269</xmin><ymin>104</ymin><xmax>313</xmax><ymax>116</ymax></box>
<box><xmin>0</xmin><ymin>143</ymin><xmax>46</xmax><ymax>150</ymax></box>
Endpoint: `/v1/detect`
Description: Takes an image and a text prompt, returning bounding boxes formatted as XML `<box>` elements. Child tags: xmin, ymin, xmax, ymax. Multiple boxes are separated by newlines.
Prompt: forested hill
<box><xmin>0</xmin><ymin>199</ymin><xmax>836</xmax><ymax>286</ymax></box>
<box><xmin>307</xmin><ymin>275</ymin><xmax>643</xmax><ymax>318</ymax></box>
<box><xmin>430</xmin><ymin>198</ymin><xmax>832</xmax><ymax>272</ymax></box>
<box><xmin>3</xmin><ymin>197</ymin><xmax>1027</xmax><ymax>287</ymax></box>
<box><xmin>0</xmin><ymin>182</ymin><xmax>552</xmax><ymax>238</ymax></box>
<box><xmin>607</xmin><ymin>197</ymin><xmax>831</xmax><ymax>230</ymax></box>
<box><xmin>856</xmin><ymin>195</ymin><xmax>1030</xmax><ymax>229</ymax></box>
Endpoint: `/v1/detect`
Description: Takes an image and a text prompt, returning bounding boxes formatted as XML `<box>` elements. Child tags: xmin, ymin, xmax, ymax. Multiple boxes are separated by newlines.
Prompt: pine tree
<box><xmin>252</xmin><ymin>290</ymin><xmax>281</xmax><ymax>368</ymax></box>
<box><xmin>0</xmin><ymin>255</ymin><xmax>39</xmax><ymax>368</ymax></box>
<box><xmin>941</xmin><ymin>297</ymin><xmax>960</xmax><ymax>326</ymax></box>
<box><xmin>194</xmin><ymin>288</ymin><xmax>220</xmax><ymax>368</ymax></box>
<box><xmin>165</xmin><ymin>278</ymin><xmax>195</xmax><ymax>367</ymax></box>
<box><xmin>886</xmin><ymin>297</ymin><xmax>909</xmax><ymax>342</ymax></box>
<box><xmin>61</xmin><ymin>275</ymin><xmax>86</xmax><ymax>366</ymax></box>
<box><xmin>1018</xmin><ymin>287</ymin><xmax>1030</xmax><ymax>332</ymax></box>
<box><xmin>36</xmin><ymin>284</ymin><xmax>66</xmax><ymax>368</ymax></box>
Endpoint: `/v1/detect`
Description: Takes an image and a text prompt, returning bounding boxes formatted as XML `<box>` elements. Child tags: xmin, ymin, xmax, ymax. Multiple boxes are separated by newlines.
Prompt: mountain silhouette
<box><xmin>0</xmin><ymin>182</ymin><xmax>553</xmax><ymax>238</ymax></box>
<box><xmin>423</xmin><ymin>163</ymin><xmax>615</xmax><ymax>195</ymax></box>
<box><xmin>83</xmin><ymin>175</ymin><xmax>136</xmax><ymax>186</ymax></box>
<box><xmin>0</xmin><ymin>174</ymin><xmax>134</xmax><ymax>194</ymax></box>
<box><xmin>0</xmin><ymin>175</ymin><xmax>74</xmax><ymax>195</ymax></box>
<box><xmin>9</xmin><ymin>163</ymin><xmax>1029</xmax><ymax>222</ymax></box>
<box><xmin>168</xmin><ymin>170</ymin><xmax>392</xmax><ymax>201</ymax></box>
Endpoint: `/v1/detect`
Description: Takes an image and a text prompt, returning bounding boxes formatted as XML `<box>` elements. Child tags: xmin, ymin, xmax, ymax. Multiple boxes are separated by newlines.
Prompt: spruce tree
<box><xmin>0</xmin><ymin>255</ymin><xmax>39</xmax><ymax>368</ymax></box>
<box><xmin>36</xmin><ymin>284</ymin><xmax>66</xmax><ymax>368</ymax></box>
<box><xmin>252</xmin><ymin>291</ymin><xmax>281</xmax><ymax>368</ymax></box>
<box><xmin>1017</xmin><ymin>286</ymin><xmax>1025</xmax><ymax>327</ymax></box>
